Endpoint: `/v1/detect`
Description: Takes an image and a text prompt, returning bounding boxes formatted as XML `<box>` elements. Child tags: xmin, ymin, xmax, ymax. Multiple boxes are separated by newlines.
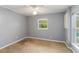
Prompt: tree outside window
<box><xmin>38</xmin><ymin>19</ymin><xmax>48</xmax><ymax>30</ymax></box>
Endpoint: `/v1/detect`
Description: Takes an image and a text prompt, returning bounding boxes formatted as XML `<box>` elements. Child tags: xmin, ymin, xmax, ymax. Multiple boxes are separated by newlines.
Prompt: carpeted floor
<box><xmin>0</xmin><ymin>38</ymin><xmax>73</xmax><ymax>53</ymax></box>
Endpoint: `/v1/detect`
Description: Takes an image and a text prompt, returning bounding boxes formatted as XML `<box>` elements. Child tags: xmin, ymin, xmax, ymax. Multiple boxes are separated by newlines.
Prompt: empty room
<box><xmin>0</xmin><ymin>5</ymin><xmax>79</xmax><ymax>53</ymax></box>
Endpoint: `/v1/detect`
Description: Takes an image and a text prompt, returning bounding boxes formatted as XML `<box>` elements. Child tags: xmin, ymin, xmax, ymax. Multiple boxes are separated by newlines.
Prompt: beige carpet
<box><xmin>0</xmin><ymin>38</ymin><xmax>73</xmax><ymax>53</ymax></box>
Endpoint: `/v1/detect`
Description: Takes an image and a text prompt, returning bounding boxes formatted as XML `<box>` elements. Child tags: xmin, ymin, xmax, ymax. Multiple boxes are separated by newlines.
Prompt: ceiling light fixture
<box><xmin>33</xmin><ymin>11</ymin><xmax>37</xmax><ymax>15</ymax></box>
<box><xmin>29</xmin><ymin>5</ymin><xmax>39</xmax><ymax>15</ymax></box>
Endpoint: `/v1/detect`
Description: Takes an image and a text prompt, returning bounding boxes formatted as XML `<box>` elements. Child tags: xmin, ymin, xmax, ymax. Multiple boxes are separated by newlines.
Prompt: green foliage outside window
<box><xmin>76</xmin><ymin>17</ymin><xmax>79</xmax><ymax>27</ymax></box>
<box><xmin>38</xmin><ymin>19</ymin><xmax>48</xmax><ymax>29</ymax></box>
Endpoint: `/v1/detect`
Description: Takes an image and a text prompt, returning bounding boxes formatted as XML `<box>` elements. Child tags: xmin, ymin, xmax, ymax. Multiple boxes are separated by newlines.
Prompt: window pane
<box><xmin>76</xmin><ymin>17</ymin><xmax>79</xmax><ymax>27</ymax></box>
<box><xmin>38</xmin><ymin>19</ymin><xmax>48</xmax><ymax>29</ymax></box>
<box><xmin>39</xmin><ymin>20</ymin><xmax>48</xmax><ymax>23</ymax></box>
<box><xmin>39</xmin><ymin>23</ymin><xmax>47</xmax><ymax>28</ymax></box>
<box><xmin>76</xmin><ymin>38</ymin><xmax>79</xmax><ymax>43</ymax></box>
<box><xmin>76</xmin><ymin>32</ymin><xmax>79</xmax><ymax>37</ymax></box>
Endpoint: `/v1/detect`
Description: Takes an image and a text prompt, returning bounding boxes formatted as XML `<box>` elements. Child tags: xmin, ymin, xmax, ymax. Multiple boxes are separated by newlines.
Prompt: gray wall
<box><xmin>0</xmin><ymin>7</ymin><xmax>28</xmax><ymax>48</ymax></box>
<box><xmin>0</xmin><ymin>7</ymin><xmax>66</xmax><ymax>48</ymax></box>
<box><xmin>28</xmin><ymin>13</ymin><xmax>65</xmax><ymax>41</ymax></box>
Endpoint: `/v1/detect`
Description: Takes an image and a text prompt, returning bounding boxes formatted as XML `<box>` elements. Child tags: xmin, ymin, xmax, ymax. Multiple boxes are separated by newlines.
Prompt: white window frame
<box><xmin>38</xmin><ymin>18</ymin><xmax>48</xmax><ymax>30</ymax></box>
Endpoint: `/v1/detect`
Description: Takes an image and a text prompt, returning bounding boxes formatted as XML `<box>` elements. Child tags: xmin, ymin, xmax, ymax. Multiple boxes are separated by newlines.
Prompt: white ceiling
<box><xmin>0</xmin><ymin>5</ymin><xmax>71</xmax><ymax>16</ymax></box>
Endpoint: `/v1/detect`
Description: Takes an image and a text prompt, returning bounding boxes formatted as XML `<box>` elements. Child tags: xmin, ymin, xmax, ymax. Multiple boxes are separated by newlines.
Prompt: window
<box><xmin>76</xmin><ymin>16</ymin><xmax>79</xmax><ymax>43</ymax></box>
<box><xmin>76</xmin><ymin>16</ymin><xmax>79</xmax><ymax>27</ymax></box>
<box><xmin>38</xmin><ymin>19</ymin><xmax>48</xmax><ymax>30</ymax></box>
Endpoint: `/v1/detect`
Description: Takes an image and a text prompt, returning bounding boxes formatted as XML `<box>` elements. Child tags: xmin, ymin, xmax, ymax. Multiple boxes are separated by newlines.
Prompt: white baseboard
<box><xmin>27</xmin><ymin>37</ymin><xmax>74</xmax><ymax>52</ymax></box>
<box><xmin>0</xmin><ymin>37</ymin><xmax>27</xmax><ymax>49</ymax></box>
<box><xmin>64</xmin><ymin>42</ymin><xmax>74</xmax><ymax>53</ymax></box>
<box><xmin>0</xmin><ymin>36</ymin><xmax>74</xmax><ymax>53</ymax></box>
<box><xmin>65</xmin><ymin>39</ymin><xmax>75</xmax><ymax>52</ymax></box>
<box><xmin>27</xmin><ymin>37</ymin><xmax>65</xmax><ymax>43</ymax></box>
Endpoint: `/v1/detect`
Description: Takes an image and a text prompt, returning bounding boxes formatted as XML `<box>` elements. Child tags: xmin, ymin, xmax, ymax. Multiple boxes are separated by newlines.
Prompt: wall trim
<box><xmin>64</xmin><ymin>41</ymin><xmax>75</xmax><ymax>53</ymax></box>
<box><xmin>27</xmin><ymin>37</ymin><xmax>65</xmax><ymax>43</ymax></box>
<box><xmin>0</xmin><ymin>37</ymin><xmax>27</xmax><ymax>49</ymax></box>
<box><xmin>0</xmin><ymin>36</ymin><xmax>74</xmax><ymax>53</ymax></box>
<box><xmin>27</xmin><ymin>37</ymin><xmax>74</xmax><ymax>52</ymax></box>
<box><xmin>71</xmin><ymin>43</ymin><xmax>79</xmax><ymax>53</ymax></box>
